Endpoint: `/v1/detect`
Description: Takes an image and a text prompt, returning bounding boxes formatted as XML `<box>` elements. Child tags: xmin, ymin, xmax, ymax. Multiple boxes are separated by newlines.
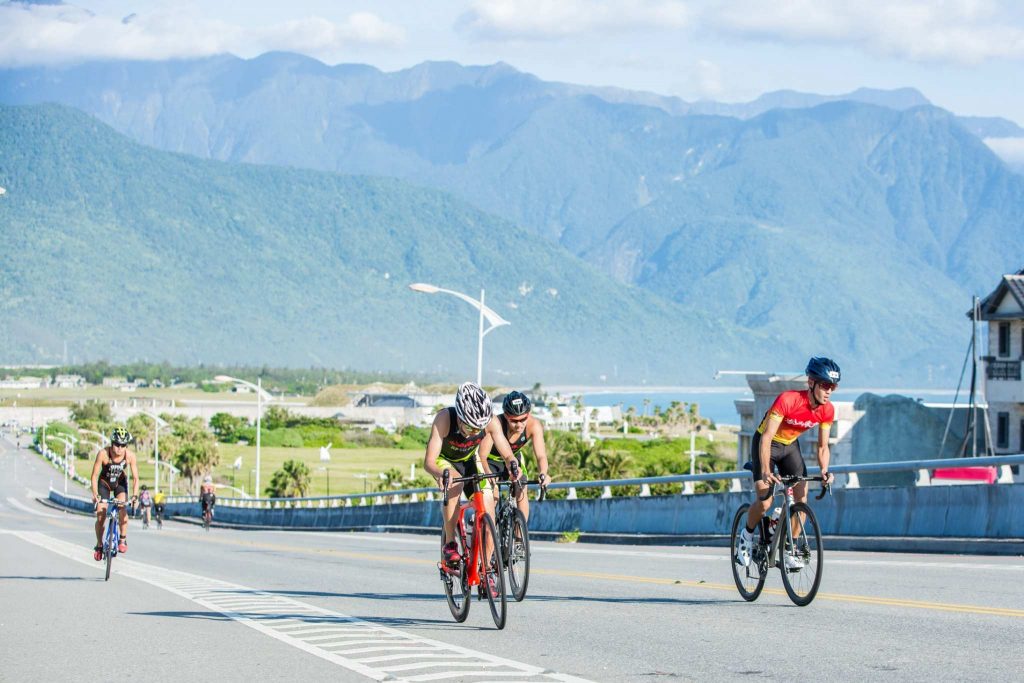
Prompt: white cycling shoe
<box><xmin>784</xmin><ymin>552</ymin><xmax>805</xmax><ymax>570</ymax></box>
<box><xmin>734</xmin><ymin>527</ymin><xmax>754</xmax><ymax>567</ymax></box>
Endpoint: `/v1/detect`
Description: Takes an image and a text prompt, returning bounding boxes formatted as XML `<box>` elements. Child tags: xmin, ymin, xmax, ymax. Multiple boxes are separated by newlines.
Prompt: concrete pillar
<box><xmin>997</xmin><ymin>465</ymin><xmax>1014</xmax><ymax>484</ymax></box>
<box><xmin>345</xmin><ymin>498</ymin><xmax>352</xmax><ymax>507</ymax></box>
<box><xmin>639</xmin><ymin>483</ymin><xmax>651</xmax><ymax>497</ymax></box>
<box><xmin>425</xmin><ymin>491</ymin><xmax>435</xmax><ymax>502</ymax></box>
<box><xmin>916</xmin><ymin>468</ymin><xmax>931</xmax><ymax>486</ymax></box>
<box><xmin>845</xmin><ymin>472</ymin><xmax>860</xmax><ymax>489</ymax></box>
<box><xmin>601</xmin><ymin>486</ymin><xmax>612</xmax><ymax>499</ymax></box>
<box><xmin>567</xmin><ymin>487</ymin><xmax>577</xmax><ymax>500</ymax></box>
<box><xmin>729</xmin><ymin>478</ymin><xmax>742</xmax><ymax>493</ymax></box>
<box><xmin>682</xmin><ymin>481</ymin><xmax>695</xmax><ymax>495</ymax></box>
<box><xmin>359</xmin><ymin>497</ymin><xmax>367</xmax><ymax>506</ymax></box>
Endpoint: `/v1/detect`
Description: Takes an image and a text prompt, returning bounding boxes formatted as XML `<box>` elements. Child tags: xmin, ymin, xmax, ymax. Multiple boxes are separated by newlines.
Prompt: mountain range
<box><xmin>2</xmin><ymin>54</ymin><xmax>1023</xmax><ymax>384</ymax></box>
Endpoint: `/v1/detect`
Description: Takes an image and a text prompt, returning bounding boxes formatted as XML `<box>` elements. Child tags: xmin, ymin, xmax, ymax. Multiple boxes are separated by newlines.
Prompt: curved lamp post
<box><xmin>135</xmin><ymin>410</ymin><xmax>170</xmax><ymax>493</ymax></box>
<box><xmin>408</xmin><ymin>283</ymin><xmax>511</xmax><ymax>385</ymax></box>
<box><xmin>51</xmin><ymin>433</ymin><xmax>77</xmax><ymax>495</ymax></box>
<box><xmin>214</xmin><ymin>375</ymin><xmax>274</xmax><ymax>498</ymax></box>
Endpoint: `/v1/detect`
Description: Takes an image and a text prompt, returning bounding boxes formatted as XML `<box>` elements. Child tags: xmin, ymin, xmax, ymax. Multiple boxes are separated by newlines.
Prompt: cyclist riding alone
<box><xmin>423</xmin><ymin>382</ymin><xmax>522</xmax><ymax>579</ymax></box>
<box><xmin>138</xmin><ymin>485</ymin><xmax>153</xmax><ymax>527</ymax></box>
<box><xmin>200</xmin><ymin>475</ymin><xmax>216</xmax><ymax>520</ymax></box>
<box><xmin>735</xmin><ymin>357</ymin><xmax>840</xmax><ymax>570</ymax></box>
<box><xmin>90</xmin><ymin>427</ymin><xmax>140</xmax><ymax>561</ymax></box>
<box><xmin>479</xmin><ymin>390</ymin><xmax>550</xmax><ymax>522</ymax></box>
<box><xmin>153</xmin><ymin>488</ymin><xmax>166</xmax><ymax>529</ymax></box>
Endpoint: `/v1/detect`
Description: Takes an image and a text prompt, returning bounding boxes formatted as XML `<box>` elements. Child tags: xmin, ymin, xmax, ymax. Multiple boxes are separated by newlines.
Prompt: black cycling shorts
<box><xmin>98</xmin><ymin>479</ymin><xmax>128</xmax><ymax>500</ymax></box>
<box><xmin>486</xmin><ymin>454</ymin><xmax>526</xmax><ymax>484</ymax></box>
<box><xmin>749</xmin><ymin>432</ymin><xmax>807</xmax><ymax>481</ymax></box>
<box><xmin>439</xmin><ymin>456</ymin><xmax>487</xmax><ymax>496</ymax></box>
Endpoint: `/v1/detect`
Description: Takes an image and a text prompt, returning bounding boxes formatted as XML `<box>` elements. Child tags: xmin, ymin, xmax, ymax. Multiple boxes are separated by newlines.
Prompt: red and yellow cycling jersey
<box><xmin>756</xmin><ymin>390</ymin><xmax>834</xmax><ymax>445</ymax></box>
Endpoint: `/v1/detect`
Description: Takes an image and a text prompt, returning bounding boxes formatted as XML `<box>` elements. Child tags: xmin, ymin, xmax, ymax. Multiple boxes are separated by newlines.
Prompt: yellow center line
<box><xmin>154</xmin><ymin>530</ymin><xmax>1024</xmax><ymax>619</ymax></box>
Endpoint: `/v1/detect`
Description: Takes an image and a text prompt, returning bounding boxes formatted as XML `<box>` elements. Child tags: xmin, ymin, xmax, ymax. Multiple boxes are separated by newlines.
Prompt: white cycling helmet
<box><xmin>454</xmin><ymin>381</ymin><xmax>492</xmax><ymax>430</ymax></box>
<box><xmin>203</xmin><ymin>475</ymin><xmax>213</xmax><ymax>484</ymax></box>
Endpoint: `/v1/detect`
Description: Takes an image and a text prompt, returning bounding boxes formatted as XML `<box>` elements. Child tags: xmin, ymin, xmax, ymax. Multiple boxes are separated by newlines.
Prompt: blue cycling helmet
<box><xmin>805</xmin><ymin>357</ymin><xmax>841</xmax><ymax>384</ymax></box>
<box><xmin>502</xmin><ymin>390</ymin><xmax>532</xmax><ymax>417</ymax></box>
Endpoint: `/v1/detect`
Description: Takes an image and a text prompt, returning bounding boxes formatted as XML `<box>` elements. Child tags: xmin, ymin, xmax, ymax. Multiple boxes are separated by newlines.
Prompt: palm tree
<box><xmin>592</xmin><ymin>450</ymin><xmax>635</xmax><ymax>480</ymax></box>
<box><xmin>265</xmin><ymin>460</ymin><xmax>311</xmax><ymax>498</ymax></box>
<box><xmin>376</xmin><ymin>467</ymin><xmax>404</xmax><ymax>492</ymax></box>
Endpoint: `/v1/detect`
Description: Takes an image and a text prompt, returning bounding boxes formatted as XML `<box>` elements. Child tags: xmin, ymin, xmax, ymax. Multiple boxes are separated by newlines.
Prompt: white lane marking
<box><xmin>285</xmin><ymin>530</ymin><xmax>1024</xmax><ymax>572</ymax></box>
<box><xmin>14</xmin><ymin>531</ymin><xmax>592</xmax><ymax>683</ymax></box>
<box><xmin>6</xmin><ymin>497</ymin><xmax>66</xmax><ymax>519</ymax></box>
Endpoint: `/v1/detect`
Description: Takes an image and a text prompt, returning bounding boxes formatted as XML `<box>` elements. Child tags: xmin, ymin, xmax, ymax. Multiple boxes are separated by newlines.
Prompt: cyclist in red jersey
<box><xmin>735</xmin><ymin>357</ymin><xmax>840</xmax><ymax>569</ymax></box>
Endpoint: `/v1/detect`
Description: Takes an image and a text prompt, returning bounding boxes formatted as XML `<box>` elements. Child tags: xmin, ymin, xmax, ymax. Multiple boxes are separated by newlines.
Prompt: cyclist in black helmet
<box><xmin>90</xmin><ymin>426</ymin><xmax>140</xmax><ymax>561</ymax></box>
<box><xmin>480</xmin><ymin>390</ymin><xmax>550</xmax><ymax>523</ymax></box>
<box><xmin>424</xmin><ymin>382</ymin><xmax>522</xmax><ymax>592</ymax></box>
<box><xmin>735</xmin><ymin>357</ymin><xmax>840</xmax><ymax>570</ymax></box>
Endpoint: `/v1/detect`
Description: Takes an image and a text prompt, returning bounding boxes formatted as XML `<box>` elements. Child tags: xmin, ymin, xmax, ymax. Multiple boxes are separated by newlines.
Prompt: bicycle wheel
<box><xmin>442</xmin><ymin>552</ymin><xmax>471</xmax><ymax>622</ymax></box>
<box><xmin>506</xmin><ymin>508</ymin><xmax>531</xmax><ymax>602</ymax></box>
<box><xmin>478</xmin><ymin>513</ymin><xmax>507</xmax><ymax>629</ymax></box>
<box><xmin>203</xmin><ymin>510</ymin><xmax>210</xmax><ymax>531</ymax></box>
<box><xmin>104</xmin><ymin>521</ymin><xmax>116</xmax><ymax>582</ymax></box>
<box><xmin>779</xmin><ymin>502</ymin><xmax>823</xmax><ymax>606</ymax></box>
<box><xmin>730</xmin><ymin>504</ymin><xmax>766</xmax><ymax>601</ymax></box>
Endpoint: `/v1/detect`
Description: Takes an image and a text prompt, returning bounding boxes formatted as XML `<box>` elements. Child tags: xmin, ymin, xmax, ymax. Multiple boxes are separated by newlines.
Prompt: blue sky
<box><xmin>3</xmin><ymin>0</ymin><xmax>1023</xmax><ymax>127</ymax></box>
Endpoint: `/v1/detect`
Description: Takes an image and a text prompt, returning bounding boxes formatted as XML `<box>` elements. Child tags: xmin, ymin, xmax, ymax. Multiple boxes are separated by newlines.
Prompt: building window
<box><xmin>996</xmin><ymin>412</ymin><xmax>1009</xmax><ymax>449</ymax></box>
<box><xmin>998</xmin><ymin>323</ymin><xmax>1010</xmax><ymax>356</ymax></box>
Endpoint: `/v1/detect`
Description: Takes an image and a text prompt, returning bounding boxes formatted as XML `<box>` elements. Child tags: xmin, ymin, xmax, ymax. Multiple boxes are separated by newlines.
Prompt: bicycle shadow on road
<box><xmin>127</xmin><ymin>609</ymin><xmax>480</xmax><ymax>630</ymax></box>
<box><xmin>516</xmin><ymin>593</ymin><xmax>737</xmax><ymax>606</ymax></box>
<box><xmin>0</xmin><ymin>574</ymin><xmax>104</xmax><ymax>583</ymax></box>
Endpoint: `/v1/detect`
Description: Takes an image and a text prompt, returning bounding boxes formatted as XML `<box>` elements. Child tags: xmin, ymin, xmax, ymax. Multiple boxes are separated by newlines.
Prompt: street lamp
<box><xmin>135</xmin><ymin>410</ymin><xmax>170</xmax><ymax>493</ymax></box>
<box><xmin>214</xmin><ymin>375</ymin><xmax>274</xmax><ymax>498</ymax></box>
<box><xmin>51</xmin><ymin>434</ymin><xmax>77</xmax><ymax>495</ymax></box>
<box><xmin>318</xmin><ymin>465</ymin><xmax>330</xmax><ymax>497</ymax></box>
<box><xmin>78</xmin><ymin>428</ymin><xmax>110</xmax><ymax>450</ymax></box>
<box><xmin>408</xmin><ymin>282</ymin><xmax>511</xmax><ymax>385</ymax></box>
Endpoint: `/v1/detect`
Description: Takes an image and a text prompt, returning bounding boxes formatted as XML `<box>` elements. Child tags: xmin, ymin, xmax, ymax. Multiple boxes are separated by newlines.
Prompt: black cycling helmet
<box><xmin>110</xmin><ymin>427</ymin><xmax>133</xmax><ymax>446</ymax></box>
<box><xmin>805</xmin><ymin>357</ymin><xmax>841</xmax><ymax>385</ymax></box>
<box><xmin>141</xmin><ymin>484</ymin><xmax>148</xmax><ymax>491</ymax></box>
<box><xmin>502</xmin><ymin>390</ymin><xmax>532</xmax><ymax>417</ymax></box>
<box><xmin>454</xmin><ymin>381</ymin><xmax>493</xmax><ymax>430</ymax></box>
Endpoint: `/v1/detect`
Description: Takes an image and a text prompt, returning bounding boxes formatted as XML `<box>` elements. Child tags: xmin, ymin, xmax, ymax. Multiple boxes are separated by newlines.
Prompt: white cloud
<box><xmin>984</xmin><ymin>136</ymin><xmax>1024</xmax><ymax>166</ymax></box>
<box><xmin>0</xmin><ymin>3</ymin><xmax>405</xmax><ymax>66</ymax></box>
<box><xmin>456</xmin><ymin>0</ymin><xmax>690</xmax><ymax>40</ymax></box>
<box><xmin>703</xmin><ymin>0</ymin><xmax>1024</xmax><ymax>64</ymax></box>
<box><xmin>692</xmin><ymin>58</ymin><xmax>722</xmax><ymax>98</ymax></box>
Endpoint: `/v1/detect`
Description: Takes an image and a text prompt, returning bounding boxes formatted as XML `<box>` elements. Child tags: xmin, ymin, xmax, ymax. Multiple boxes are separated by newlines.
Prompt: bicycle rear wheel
<box><xmin>506</xmin><ymin>508</ymin><xmax>531</xmax><ymax>602</ymax></box>
<box><xmin>779</xmin><ymin>502</ymin><xmax>823</xmax><ymax>606</ymax></box>
<box><xmin>730</xmin><ymin>504</ymin><xmax>766</xmax><ymax>601</ymax></box>
<box><xmin>478</xmin><ymin>513</ymin><xmax>507</xmax><ymax>629</ymax></box>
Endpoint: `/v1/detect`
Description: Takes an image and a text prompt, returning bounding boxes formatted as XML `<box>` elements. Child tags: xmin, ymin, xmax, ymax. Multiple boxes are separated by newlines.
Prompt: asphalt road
<box><xmin>2</xmin><ymin>435</ymin><xmax>1022</xmax><ymax>682</ymax></box>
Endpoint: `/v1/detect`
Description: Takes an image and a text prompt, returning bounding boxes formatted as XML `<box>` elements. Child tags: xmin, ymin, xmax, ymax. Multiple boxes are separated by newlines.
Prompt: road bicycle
<box><xmin>437</xmin><ymin>470</ymin><xmax>507</xmax><ymax>629</ymax></box>
<box><xmin>730</xmin><ymin>473</ymin><xmax>830</xmax><ymax>606</ymax></box>
<box><xmin>154</xmin><ymin>504</ymin><xmax>164</xmax><ymax>530</ymax></box>
<box><xmin>202</xmin><ymin>499</ymin><xmax>214</xmax><ymax>531</ymax></box>
<box><xmin>495</xmin><ymin>478</ymin><xmax>545</xmax><ymax>602</ymax></box>
<box><xmin>100</xmin><ymin>497</ymin><xmax>128</xmax><ymax>582</ymax></box>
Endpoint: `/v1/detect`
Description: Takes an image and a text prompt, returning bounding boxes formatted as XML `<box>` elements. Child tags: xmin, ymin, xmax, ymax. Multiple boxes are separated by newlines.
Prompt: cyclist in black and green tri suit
<box><xmin>424</xmin><ymin>382</ymin><xmax>522</xmax><ymax>569</ymax></box>
<box><xmin>480</xmin><ymin>390</ymin><xmax>550</xmax><ymax>523</ymax></box>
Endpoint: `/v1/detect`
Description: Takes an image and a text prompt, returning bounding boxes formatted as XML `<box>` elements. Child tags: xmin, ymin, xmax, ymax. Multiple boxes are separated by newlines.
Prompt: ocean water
<box><xmin>565</xmin><ymin>388</ymin><xmax>958</xmax><ymax>427</ymax></box>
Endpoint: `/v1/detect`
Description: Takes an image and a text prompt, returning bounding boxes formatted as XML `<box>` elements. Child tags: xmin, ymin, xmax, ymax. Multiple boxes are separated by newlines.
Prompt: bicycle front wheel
<box><xmin>506</xmin><ymin>508</ymin><xmax>531</xmax><ymax>602</ymax></box>
<box><xmin>779</xmin><ymin>502</ymin><xmax>823</xmax><ymax>606</ymax></box>
<box><xmin>442</xmin><ymin>554</ymin><xmax>471</xmax><ymax>622</ymax></box>
<box><xmin>730</xmin><ymin>504</ymin><xmax>766</xmax><ymax>601</ymax></box>
<box><xmin>104</xmin><ymin>521</ymin><xmax>116</xmax><ymax>582</ymax></box>
<box><xmin>479</xmin><ymin>513</ymin><xmax>507</xmax><ymax>629</ymax></box>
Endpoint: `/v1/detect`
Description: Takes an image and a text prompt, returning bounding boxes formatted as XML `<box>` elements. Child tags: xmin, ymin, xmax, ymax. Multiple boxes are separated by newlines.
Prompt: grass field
<box><xmin>128</xmin><ymin>444</ymin><xmax>425</xmax><ymax>498</ymax></box>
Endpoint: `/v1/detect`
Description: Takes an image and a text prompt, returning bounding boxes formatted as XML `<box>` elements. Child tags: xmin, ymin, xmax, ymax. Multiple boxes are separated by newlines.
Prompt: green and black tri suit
<box><xmin>436</xmin><ymin>407</ymin><xmax>489</xmax><ymax>495</ymax></box>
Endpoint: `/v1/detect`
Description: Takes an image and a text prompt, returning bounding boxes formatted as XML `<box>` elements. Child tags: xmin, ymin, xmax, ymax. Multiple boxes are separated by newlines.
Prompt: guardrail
<box><xmin>174</xmin><ymin>453</ymin><xmax>1024</xmax><ymax>510</ymax></box>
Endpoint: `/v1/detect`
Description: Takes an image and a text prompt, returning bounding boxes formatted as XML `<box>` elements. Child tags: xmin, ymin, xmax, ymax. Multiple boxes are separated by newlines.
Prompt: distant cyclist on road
<box><xmin>138</xmin><ymin>485</ymin><xmax>153</xmax><ymax>527</ymax></box>
<box><xmin>90</xmin><ymin>427</ymin><xmax>140</xmax><ymax>561</ymax></box>
<box><xmin>479</xmin><ymin>390</ymin><xmax>550</xmax><ymax>522</ymax></box>
<box><xmin>423</xmin><ymin>382</ymin><xmax>522</xmax><ymax>595</ymax></box>
<box><xmin>153</xmin><ymin>489</ymin><xmax>166</xmax><ymax>529</ymax></box>
<box><xmin>735</xmin><ymin>357</ymin><xmax>840</xmax><ymax>570</ymax></box>
<box><xmin>200</xmin><ymin>475</ymin><xmax>216</xmax><ymax>523</ymax></box>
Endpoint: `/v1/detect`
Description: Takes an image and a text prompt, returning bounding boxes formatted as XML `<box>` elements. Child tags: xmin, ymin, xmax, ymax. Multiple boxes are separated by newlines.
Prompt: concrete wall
<box><xmin>50</xmin><ymin>484</ymin><xmax>1024</xmax><ymax>539</ymax></box>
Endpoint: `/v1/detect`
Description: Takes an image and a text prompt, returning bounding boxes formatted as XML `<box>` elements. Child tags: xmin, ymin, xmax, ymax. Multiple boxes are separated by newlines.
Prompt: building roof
<box><xmin>973</xmin><ymin>268</ymin><xmax>1024</xmax><ymax>320</ymax></box>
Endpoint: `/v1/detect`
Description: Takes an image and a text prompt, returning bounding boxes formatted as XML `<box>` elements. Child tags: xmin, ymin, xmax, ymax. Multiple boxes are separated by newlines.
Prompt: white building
<box><xmin>978</xmin><ymin>268</ymin><xmax>1024</xmax><ymax>454</ymax></box>
<box><xmin>53</xmin><ymin>374</ymin><xmax>86</xmax><ymax>388</ymax></box>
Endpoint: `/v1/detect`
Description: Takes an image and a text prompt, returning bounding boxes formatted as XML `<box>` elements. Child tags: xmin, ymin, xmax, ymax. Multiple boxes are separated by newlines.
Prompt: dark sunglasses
<box><xmin>816</xmin><ymin>382</ymin><xmax>837</xmax><ymax>392</ymax></box>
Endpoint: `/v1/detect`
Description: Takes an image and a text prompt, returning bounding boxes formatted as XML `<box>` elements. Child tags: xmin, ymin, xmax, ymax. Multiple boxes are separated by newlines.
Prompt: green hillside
<box><xmin>0</xmin><ymin>104</ymin><xmax>770</xmax><ymax>382</ymax></box>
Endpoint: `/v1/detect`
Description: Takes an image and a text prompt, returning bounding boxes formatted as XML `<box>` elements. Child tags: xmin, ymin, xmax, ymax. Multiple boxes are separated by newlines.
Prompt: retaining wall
<box><xmin>49</xmin><ymin>484</ymin><xmax>1024</xmax><ymax>539</ymax></box>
